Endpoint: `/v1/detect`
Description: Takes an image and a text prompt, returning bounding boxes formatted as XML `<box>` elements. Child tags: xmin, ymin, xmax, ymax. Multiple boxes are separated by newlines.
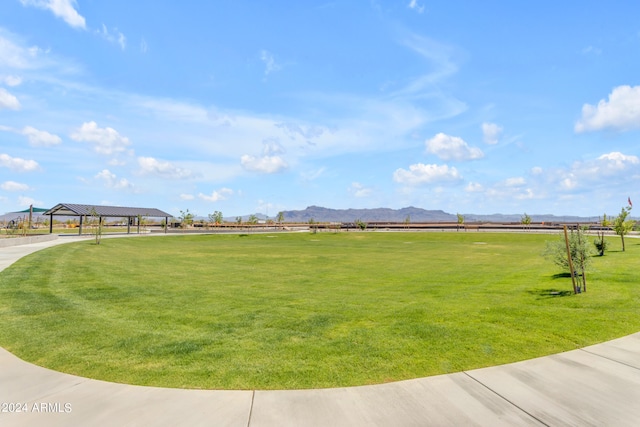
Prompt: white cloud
<box><xmin>531</xmin><ymin>166</ymin><xmax>543</xmax><ymax>175</ymax></box>
<box><xmin>241</xmin><ymin>154</ymin><xmax>288</xmax><ymax>173</ymax></box>
<box><xmin>1</xmin><ymin>181</ymin><xmax>30</xmax><ymax>191</ymax></box>
<box><xmin>349</xmin><ymin>182</ymin><xmax>373</xmax><ymax>198</ymax></box>
<box><xmin>18</xmin><ymin>195</ymin><xmax>41</xmax><ymax>207</ymax></box>
<box><xmin>0</xmin><ymin>30</ymin><xmax>60</xmax><ymax>72</ymax></box>
<box><xmin>140</xmin><ymin>38</ymin><xmax>148</xmax><ymax>54</ymax></box>
<box><xmin>597</xmin><ymin>151</ymin><xmax>640</xmax><ymax>169</ymax></box>
<box><xmin>545</xmin><ymin>151</ymin><xmax>640</xmax><ymax>193</ymax></box>
<box><xmin>0</xmin><ymin>153</ymin><xmax>39</xmax><ymax>172</ymax></box>
<box><xmin>138</xmin><ymin>156</ymin><xmax>193</xmax><ymax>179</ymax></box>
<box><xmin>0</xmin><ymin>88</ymin><xmax>21</xmax><ymax>110</ymax></box>
<box><xmin>559</xmin><ymin>176</ymin><xmax>577</xmax><ymax>191</ymax></box>
<box><xmin>465</xmin><ymin>182</ymin><xmax>483</xmax><ymax>192</ymax></box>
<box><xmin>482</xmin><ymin>122</ymin><xmax>503</xmax><ymax>145</ymax></box>
<box><xmin>95</xmin><ymin>169</ymin><xmax>133</xmax><ymax>189</ymax></box>
<box><xmin>180</xmin><ymin>193</ymin><xmax>195</xmax><ymax>201</ymax></box>
<box><xmin>407</xmin><ymin>0</ymin><xmax>425</xmax><ymax>13</ymax></box>
<box><xmin>4</xmin><ymin>75</ymin><xmax>22</xmax><ymax>86</ymax></box>
<box><xmin>572</xmin><ymin>152</ymin><xmax>639</xmax><ymax>182</ymax></box>
<box><xmin>97</xmin><ymin>24</ymin><xmax>126</xmax><ymax>50</ymax></box>
<box><xmin>260</xmin><ymin>50</ymin><xmax>282</xmax><ymax>77</ymax></box>
<box><xmin>504</xmin><ymin>177</ymin><xmax>526</xmax><ymax>187</ymax></box>
<box><xmin>485</xmin><ymin>184</ymin><xmax>537</xmax><ymax>201</ymax></box>
<box><xmin>198</xmin><ymin>188</ymin><xmax>233</xmax><ymax>202</ymax></box>
<box><xmin>22</xmin><ymin>126</ymin><xmax>62</xmax><ymax>146</ymax></box>
<box><xmin>19</xmin><ymin>0</ymin><xmax>86</xmax><ymax>30</ymax></box>
<box><xmin>393</xmin><ymin>163</ymin><xmax>461</xmax><ymax>185</ymax></box>
<box><xmin>71</xmin><ymin>121</ymin><xmax>131</xmax><ymax>155</ymax></box>
<box><xmin>575</xmin><ymin>85</ymin><xmax>640</xmax><ymax>132</ymax></box>
<box><xmin>425</xmin><ymin>132</ymin><xmax>483</xmax><ymax>161</ymax></box>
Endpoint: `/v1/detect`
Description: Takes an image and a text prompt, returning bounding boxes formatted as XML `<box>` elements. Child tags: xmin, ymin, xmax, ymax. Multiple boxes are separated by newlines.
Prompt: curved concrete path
<box><xmin>2</xmin><ymin>236</ymin><xmax>640</xmax><ymax>426</ymax></box>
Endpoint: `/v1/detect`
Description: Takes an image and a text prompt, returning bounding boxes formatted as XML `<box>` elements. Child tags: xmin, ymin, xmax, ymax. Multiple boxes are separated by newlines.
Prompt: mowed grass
<box><xmin>1</xmin><ymin>232</ymin><xmax>639</xmax><ymax>390</ymax></box>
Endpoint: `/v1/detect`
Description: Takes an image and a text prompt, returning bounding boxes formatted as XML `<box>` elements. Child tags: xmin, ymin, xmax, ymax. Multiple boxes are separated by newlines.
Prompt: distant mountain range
<box><xmin>1</xmin><ymin>206</ymin><xmax>604</xmax><ymax>225</ymax></box>
<box><xmin>276</xmin><ymin>206</ymin><xmax>603</xmax><ymax>223</ymax></box>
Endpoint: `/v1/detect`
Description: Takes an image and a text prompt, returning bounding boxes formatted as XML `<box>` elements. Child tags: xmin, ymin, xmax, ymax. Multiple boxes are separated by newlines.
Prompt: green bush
<box><xmin>543</xmin><ymin>228</ymin><xmax>592</xmax><ymax>272</ymax></box>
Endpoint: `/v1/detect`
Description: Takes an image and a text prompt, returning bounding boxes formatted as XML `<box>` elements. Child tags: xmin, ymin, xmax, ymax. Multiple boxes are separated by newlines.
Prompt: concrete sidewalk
<box><xmin>1</xmin><ymin>237</ymin><xmax>640</xmax><ymax>426</ymax></box>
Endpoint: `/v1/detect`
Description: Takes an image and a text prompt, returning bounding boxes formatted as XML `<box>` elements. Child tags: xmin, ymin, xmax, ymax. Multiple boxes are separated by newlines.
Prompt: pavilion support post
<box><xmin>79</xmin><ymin>215</ymin><xmax>83</xmax><ymax>235</ymax></box>
<box><xmin>49</xmin><ymin>214</ymin><xmax>53</xmax><ymax>234</ymax></box>
<box><xmin>165</xmin><ymin>216</ymin><xmax>168</xmax><ymax>233</ymax></box>
<box><xmin>127</xmin><ymin>217</ymin><xmax>131</xmax><ymax>234</ymax></box>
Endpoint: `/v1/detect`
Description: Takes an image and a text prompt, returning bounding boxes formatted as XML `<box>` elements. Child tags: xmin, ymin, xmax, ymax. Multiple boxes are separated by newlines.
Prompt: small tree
<box><xmin>404</xmin><ymin>215</ymin><xmax>411</xmax><ymax>230</ymax></box>
<box><xmin>544</xmin><ymin>227</ymin><xmax>592</xmax><ymax>274</ymax></box>
<box><xmin>179</xmin><ymin>209</ymin><xmax>194</xmax><ymax>229</ymax></box>
<box><xmin>138</xmin><ymin>215</ymin><xmax>148</xmax><ymax>232</ymax></box>
<box><xmin>594</xmin><ymin>213</ymin><xmax>610</xmax><ymax>256</ymax></box>
<box><xmin>277</xmin><ymin>211</ymin><xmax>285</xmax><ymax>229</ymax></box>
<box><xmin>355</xmin><ymin>218</ymin><xmax>367</xmax><ymax>231</ymax></box>
<box><xmin>89</xmin><ymin>208</ymin><xmax>103</xmax><ymax>245</ymax></box>
<box><xmin>248</xmin><ymin>214</ymin><xmax>258</xmax><ymax>225</ymax></box>
<box><xmin>456</xmin><ymin>213</ymin><xmax>464</xmax><ymax>232</ymax></box>
<box><xmin>521</xmin><ymin>213</ymin><xmax>532</xmax><ymax>231</ymax></box>
<box><xmin>209</xmin><ymin>211</ymin><xmax>223</xmax><ymax>228</ymax></box>
<box><xmin>613</xmin><ymin>206</ymin><xmax>634</xmax><ymax>251</ymax></box>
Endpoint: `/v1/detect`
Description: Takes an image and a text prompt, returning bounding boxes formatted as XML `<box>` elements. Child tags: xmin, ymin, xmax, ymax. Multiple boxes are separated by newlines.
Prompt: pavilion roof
<box><xmin>43</xmin><ymin>203</ymin><xmax>172</xmax><ymax>218</ymax></box>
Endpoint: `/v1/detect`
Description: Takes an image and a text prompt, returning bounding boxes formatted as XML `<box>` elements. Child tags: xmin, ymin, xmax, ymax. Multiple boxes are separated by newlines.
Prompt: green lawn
<box><xmin>0</xmin><ymin>232</ymin><xmax>639</xmax><ymax>390</ymax></box>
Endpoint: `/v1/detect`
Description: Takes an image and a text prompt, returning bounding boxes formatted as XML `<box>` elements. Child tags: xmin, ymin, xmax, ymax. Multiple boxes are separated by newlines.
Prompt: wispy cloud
<box><xmin>393</xmin><ymin>33</ymin><xmax>460</xmax><ymax>97</ymax></box>
<box><xmin>0</xmin><ymin>29</ymin><xmax>56</xmax><ymax>71</ymax></box>
<box><xmin>19</xmin><ymin>0</ymin><xmax>86</xmax><ymax>30</ymax></box>
<box><xmin>260</xmin><ymin>49</ymin><xmax>282</xmax><ymax>77</ymax></box>
<box><xmin>1</xmin><ymin>180</ymin><xmax>30</xmax><ymax>191</ymax></box>
<box><xmin>482</xmin><ymin>122</ymin><xmax>503</xmax><ymax>145</ymax></box>
<box><xmin>581</xmin><ymin>45</ymin><xmax>602</xmax><ymax>55</ymax></box>
<box><xmin>22</xmin><ymin>126</ymin><xmax>62</xmax><ymax>146</ymax></box>
<box><xmin>0</xmin><ymin>88</ymin><xmax>21</xmax><ymax>110</ymax></box>
<box><xmin>407</xmin><ymin>0</ymin><xmax>425</xmax><ymax>14</ymax></box>
<box><xmin>349</xmin><ymin>182</ymin><xmax>373</xmax><ymax>198</ymax></box>
<box><xmin>3</xmin><ymin>75</ymin><xmax>22</xmax><ymax>86</ymax></box>
<box><xmin>97</xmin><ymin>24</ymin><xmax>126</xmax><ymax>50</ymax></box>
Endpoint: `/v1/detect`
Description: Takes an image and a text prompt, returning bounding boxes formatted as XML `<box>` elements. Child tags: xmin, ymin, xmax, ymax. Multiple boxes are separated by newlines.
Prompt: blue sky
<box><xmin>2</xmin><ymin>1</ymin><xmax>640</xmax><ymax>218</ymax></box>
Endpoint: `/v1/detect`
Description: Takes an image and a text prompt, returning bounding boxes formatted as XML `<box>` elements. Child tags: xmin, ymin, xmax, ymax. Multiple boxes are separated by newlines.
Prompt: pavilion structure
<box><xmin>43</xmin><ymin>203</ymin><xmax>172</xmax><ymax>235</ymax></box>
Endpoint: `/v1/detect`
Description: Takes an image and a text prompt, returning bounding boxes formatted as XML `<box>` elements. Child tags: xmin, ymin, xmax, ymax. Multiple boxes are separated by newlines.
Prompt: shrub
<box><xmin>543</xmin><ymin>227</ymin><xmax>592</xmax><ymax>273</ymax></box>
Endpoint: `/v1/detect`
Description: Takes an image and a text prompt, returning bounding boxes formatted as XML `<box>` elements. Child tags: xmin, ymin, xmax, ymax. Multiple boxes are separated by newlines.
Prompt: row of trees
<box><xmin>177</xmin><ymin>210</ymin><xmax>287</xmax><ymax>229</ymax></box>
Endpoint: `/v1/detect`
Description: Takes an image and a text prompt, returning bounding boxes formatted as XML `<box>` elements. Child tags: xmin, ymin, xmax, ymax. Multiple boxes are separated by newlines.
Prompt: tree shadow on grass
<box><xmin>527</xmin><ymin>288</ymin><xmax>574</xmax><ymax>298</ymax></box>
